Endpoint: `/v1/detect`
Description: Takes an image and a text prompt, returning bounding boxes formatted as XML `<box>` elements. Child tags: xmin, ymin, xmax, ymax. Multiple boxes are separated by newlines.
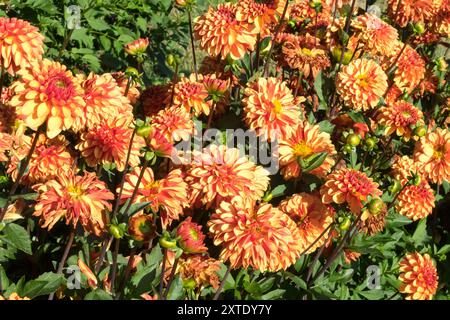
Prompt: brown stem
<box><xmin>57</xmin><ymin>28</ymin><xmax>74</xmax><ymax>61</ymax></box>
<box><xmin>213</xmin><ymin>267</ymin><xmax>230</xmax><ymax>300</ymax></box>
<box><xmin>115</xmin><ymin>247</ymin><xmax>136</xmax><ymax>300</ymax></box>
<box><xmin>159</xmin><ymin>249</ymin><xmax>167</xmax><ymax>298</ymax></box>
<box><xmin>188</xmin><ymin>10</ymin><xmax>198</xmax><ymax>81</ymax></box>
<box><xmin>162</xmin><ymin>257</ymin><xmax>179</xmax><ymax>300</ymax></box>
<box><xmin>263</xmin><ymin>0</ymin><xmax>290</xmax><ymax>77</ymax></box>
<box><xmin>48</xmin><ymin>229</ymin><xmax>75</xmax><ymax>300</ymax></box>
<box><xmin>109</xmin><ymin>238</ymin><xmax>120</xmax><ymax>295</ymax></box>
<box><xmin>95</xmin><ymin>235</ymin><xmax>113</xmax><ymax>274</ymax></box>
<box><xmin>299</xmin><ymin>223</ymin><xmax>334</xmax><ymax>257</ymax></box>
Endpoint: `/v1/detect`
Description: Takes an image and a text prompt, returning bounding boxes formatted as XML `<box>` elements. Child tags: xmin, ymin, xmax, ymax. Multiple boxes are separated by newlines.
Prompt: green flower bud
<box><xmin>346</xmin><ymin>134</ymin><xmax>361</xmax><ymax>147</ymax></box>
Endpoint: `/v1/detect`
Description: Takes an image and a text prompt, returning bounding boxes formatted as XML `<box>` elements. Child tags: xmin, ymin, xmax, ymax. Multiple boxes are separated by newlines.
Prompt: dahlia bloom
<box><xmin>281</xmin><ymin>35</ymin><xmax>331</xmax><ymax>79</ymax></box>
<box><xmin>288</xmin><ymin>0</ymin><xmax>332</xmax><ymax>31</ymax></box>
<box><xmin>352</xmin><ymin>13</ymin><xmax>398</xmax><ymax>56</ymax></box>
<box><xmin>121</xmin><ymin>168</ymin><xmax>188</xmax><ymax>229</ymax></box>
<box><xmin>171</xmin><ymin>74</ymin><xmax>212</xmax><ymax>116</ymax></box>
<box><xmin>33</xmin><ymin>170</ymin><xmax>114</xmax><ymax>236</ymax></box>
<box><xmin>146</xmin><ymin>127</ymin><xmax>177</xmax><ymax>159</ymax></box>
<box><xmin>399</xmin><ymin>252</ymin><xmax>438</xmax><ymax>300</ymax></box>
<box><xmin>430</xmin><ymin>2</ymin><xmax>450</xmax><ymax>36</ymax></box>
<box><xmin>321</xmin><ymin>168</ymin><xmax>382</xmax><ymax>214</ymax></box>
<box><xmin>8</xmin><ymin>134</ymin><xmax>74</xmax><ymax>185</ymax></box>
<box><xmin>78</xmin><ymin>72</ymin><xmax>134</xmax><ymax>129</ymax></box>
<box><xmin>175</xmin><ymin>254</ymin><xmax>221</xmax><ymax>289</ymax></box>
<box><xmin>383</xmin><ymin>43</ymin><xmax>425</xmax><ymax>94</ymax></box>
<box><xmin>124</xmin><ymin>38</ymin><xmax>149</xmax><ymax>55</ymax></box>
<box><xmin>336</xmin><ymin>58</ymin><xmax>388</xmax><ymax>111</ymax></box>
<box><xmin>194</xmin><ymin>3</ymin><xmax>258</xmax><ymax>60</ymax></box>
<box><xmin>0</xmin><ymin>88</ymin><xmax>17</xmax><ymax>133</ymax></box>
<box><xmin>395</xmin><ymin>181</ymin><xmax>435</xmax><ymax>221</ymax></box>
<box><xmin>0</xmin><ymin>132</ymin><xmax>12</xmax><ymax>161</ymax></box>
<box><xmin>141</xmin><ymin>84</ymin><xmax>170</xmax><ymax>117</ymax></box>
<box><xmin>0</xmin><ymin>17</ymin><xmax>44</xmax><ymax>75</ymax></box>
<box><xmin>377</xmin><ymin>101</ymin><xmax>424</xmax><ymax>141</ymax></box>
<box><xmin>208</xmin><ymin>196</ymin><xmax>302</xmax><ymax>272</ymax></box>
<box><xmin>279</xmin><ymin>121</ymin><xmax>336</xmax><ymax>180</ymax></box>
<box><xmin>150</xmin><ymin>106</ymin><xmax>195</xmax><ymax>143</ymax></box>
<box><xmin>76</xmin><ymin>117</ymin><xmax>144</xmax><ymax>172</ymax></box>
<box><xmin>111</xmin><ymin>71</ymin><xmax>141</xmax><ymax>105</ymax></box>
<box><xmin>414</xmin><ymin>128</ymin><xmax>450</xmax><ymax>184</ymax></box>
<box><xmin>387</xmin><ymin>0</ymin><xmax>440</xmax><ymax>27</ymax></box>
<box><xmin>243</xmin><ymin>77</ymin><xmax>304</xmax><ymax>140</ymax></box>
<box><xmin>186</xmin><ymin>144</ymin><xmax>270</xmax><ymax>209</ymax></box>
<box><xmin>9</xmin><ymin>59</ymin><xmax>85</xmax><ymax>138</ymax></box>
<box><xmin>360</xmin><ymin>199</ymin><xmax>388</xmax><ymax>235</ymax></box>
<box><xmin>236</xmin><ymin>0</ymin><xmax>284</xmax><ymax>35</ymax></box>
<box><xmin>279</xmin><ymin>193</ymin><xmax>335</xmax><ymax>254</ymax></box>
<box><xmin>176</xmin><ymin>217</ymin><xmax>207</xmax><ymax>253</ymax></box>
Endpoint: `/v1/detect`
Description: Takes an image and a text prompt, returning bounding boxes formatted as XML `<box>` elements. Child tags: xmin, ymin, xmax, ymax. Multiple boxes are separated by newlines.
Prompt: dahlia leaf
<box><xmin>302</xmin><ymin>152</ymin><xmax>328</xmax><ymax>173</ymax></box>
<box><xmin>261</xmin><ymin>289</ymin><xmax>285</xmax><ymax>300</ymax></box>
<box><xmin>412</xmin><ymin>218</ymin><xmax>430</xmax><ymax>246</ymax></box>
<box><xmin>166</xmin><ymin>275</ymin><xmax>184</xmax><ymax>300</ymax></box>
<box><xmin>21</xmin><ymin>272</ymin><xmax>65</xmax><ymax>299</ymax></box>
<box><xmin>2</xmin><ymin>223</ymin><xmax>32</xmax><ymax>255</ymax></box>
<box><xmin>84</xmin><ymin>289</ymin><xmax>113</xmax><ymax>300</ymax></box>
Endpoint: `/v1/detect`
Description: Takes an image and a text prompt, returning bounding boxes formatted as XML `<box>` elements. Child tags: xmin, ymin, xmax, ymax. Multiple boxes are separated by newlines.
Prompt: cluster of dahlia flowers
<box><xmin>0</xmin><ymin>0</ymin><xmax>448</xmax><ymax>300</ymax></box>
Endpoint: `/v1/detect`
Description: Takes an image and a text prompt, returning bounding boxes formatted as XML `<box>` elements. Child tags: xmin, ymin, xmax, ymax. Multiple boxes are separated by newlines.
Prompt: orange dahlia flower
<box><xmin>396</xmin><ymin>181</ymin><xmax>435</xmax><ymax>221</ymax></box>
<box><xmin>399</xmin><ymin>252</ymin><xmax>438</xmax><ymax>300</ymax></box>
<box><xmin>377</xmin><ymin>101</ymin><xmax>424</xmax><ymax>141</ymax></box>
<box><xmin>8</xmin><ymin>133</ymin><xmax>74</xmax><ymax>185</ymax></box>
<box><xmin>0</xmin><ymin>132</ymin><xmax>12</xmax><ymax>161</ymax></box>
<box><xmin>194</xmin><ymin>3</ymin><xmax>257</xmax><ymax>60</ymax></box>
<box><xmin>414</xmin><ymin>128</ymin><xmax>450</xmax><ymax>185</ymax></box>
<box><xmin>79</xmin><ymin>72</ymin><xmax>134</xmax><ymax>129</ymax></box>
<box><xmin>76</xmin><ymin>116</ymin><xmax>145</xmax><ymax>172</ymax></box>
<box><xmin>171</xmin><ymin>74</ymin><xmax>211</xmax><ymax>117</ymax></box>
<box><xmin>146</xmin><ymin>127</ymin><xmax>177</xmax><ymax>159</ymax></box>
<box><xmin>33</xmin><ymin>170</ymin><xmax>114</xmax><ymax>236</ymax></box>
<box><xmin>279</xmin><ymin>193</ymin><xmax>335</xmax><ymax>254</ymax></box>
<box><xmin>0</xmin><ymin>293</ymin><xmax>30</xmax><ymax>300</ymax></box>
<box><xmin>0</xmin><ymin>88</ymin><xmax>17</xmax><ymax>133</ymax></box>
<box><xmin>383</xmin><ymin>43</ymin><xmax>425</xmax><ymax>94</ymax></box>
<box><xmin>10</xmin><ymin>59</ymin><xmax>85</xmax><ymax>138</ymax></box>
<box><xmin>236</xmin><ymin>0</ymin><xmax>284</xmax><ymax>35</ymax></box>
<box><xmin>281</xmin><ymin>34</ymin><xmax>331</xmax><ymax>79</ymax></box>
<box><xmin>128</xmin><ymin>213</ymin><xmax>155</xmax><ymax>242</ymax></box>
<box><xmin>150</xmin><ymin>106</ymin><xmax>195</xmax><ymax>143</ymax></box>
<box><xmin>353</xmin><ymin>13</ymin><xmax>398</xmax><ymax>57</ymax></box>
<box><xmin>186</xmin><ymin>144</ymin><xmax>270</xmax><ymax>209</ymax></box>
<box><xmin>173</xmin><ymin>254</ymin><xmax>221</xmax><ymax>289</ymax></box>
<box><xmin>141</xmin><ymin>84</ymin><xmax>170</xmax><ymax>117</ymax></box>
<box><xmin>387</xmin><ymin>0</ymin><xmax>440</xmax><ymax>27</ymax></box>
<box><xmin>0</xmin><ymin>17</ymin><xmax>44</xmax><ymax>75</ymax></box>
<box><xmin>121</xmin><ymin>168</ymin><xmax>188</xmax><ymax>229</ymax></box>
<box><xmin>336</xmin><ymin>58</ymin><xmax>387</xmax><ymax>111</ymax></box>
<box><xmin>243</xmin><ymin>77</ymin><xmax>304</xmax><ymax>140</ymax></box>
<box><xmin>279</xmin><ymin>121</ymin><xmax>336</xmax><ymax>180</ymax></box>
<box><xmin>430</xmin><ymin>2</ymin><xmax>450</xmax><ymax>36</ymax></box>
<box><xmin>124</xmin><ymin>38</ymin><xmax>149</xmax><ymax>56</ymax></box>
<box><xmin>208</xmin><ymin>196</ymin><xmax>302</xmax><ymax>272</ymax></box>
<box><xmin>176</xmin><ymin>216</ymin><xmax>207</xmax><ymax>254</ymax></box>
<box><xmin>321</xmin><ymin>168</ymin><xmax>382</xmax><ymax>214</ymax></box>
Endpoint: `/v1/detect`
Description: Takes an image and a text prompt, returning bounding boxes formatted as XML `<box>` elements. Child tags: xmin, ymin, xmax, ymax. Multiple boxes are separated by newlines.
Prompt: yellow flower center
<box><xmin>433</xmin><ymin>146</ymin><xmax>445</xmax><ymax>159</ymax></box>
<box><xmin>272</xmin><ymin>99</ymin><xmax>283</xmax><ymax>114</ymax></box>
<box><xmin>293</xmin><ymin>141</ymin><xmax>313</xmax><ymax>158</ymax></box>
<box><xmin>356</xmin><ymin>73</ymin><xmax>369</xmax><ymax>88</ymax></box>
<box><xmin>67</xmin><ymin>185</ymin><xmax>84</xmax><ymax>199</ymax></box>
<box><xmin>145</xmin><ymin>180</ymin><xmax>160</xmax><ymax>192</ymax></box>
<box><xmin>402</xmin><ymin>111</ymin><xmax>411</xmax><ymax>119</ymax></box>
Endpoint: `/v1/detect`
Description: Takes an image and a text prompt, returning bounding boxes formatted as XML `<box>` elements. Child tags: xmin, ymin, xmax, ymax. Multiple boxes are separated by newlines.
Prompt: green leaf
<box><xmin>86</xmin><ymin>17</ymin><xmax>109</xmax><ymax>31</ymax></box>
<box><xmin>2</xmin><ymin>223</ymin><xmax>32</xmax><ymax>255</ymax></box>
<box><xmin>359</xmin><ymin>289</ymin><xmax>385</xmax><ymax>300</ymax></box>
<box><xmin>412</xmin><ymin>218</ymin><xmax>430</xmax><ymax>246</ymax></box>
<box><xmin>84</xmin><ymin>289</ymin><xmax>113</xmax><ymax>300</ymax></box>
<box><xmin>318</xmin><ymin>120</ymin><xmax>335</xmax><ymax>134</ymax></box>
<box><xmin>386</xmin><ymin>212</ymin><xmax>412</xmax><ymax>228</ymax></box>
<box><xmin>271</xmin><ymin>184</ymin><xmax>287</xmax><ymax>198</ymax></box>
<box><xmin>348</xmin><ymin>111</ymin><xmax>365</xmax><ymax>124</ymax></box>
<box><xmin>217</xmin><ymin>264</ymin><xmax>235</xmax><ymax>292</ymax></box>
<box><xmin>21</xmin><ymin>272</ymin><xmax>65</xmax><ymax>299</ymax></box>
<box><xmin>0</xmin><ymin>264</ymin><xmax>10</xmax><ymax>291</ymax></box>
<box><xmin>166</xmin><ymin>275</ymin><xmax>184</xmax><ymax>300</ymax></box>
<box><xmin>300</xmin><ymin>152</ymin><xmax>328</xmax><ymax>173</ymax></box>
<box><xmin>261</xmin><ymin>289</ymin><xmax>285</xmax><ymax>300</ymax></box>
<box><xmin>120</xmin><ymin>201</ymin><xmax>152</xmax><ymax>217</ymax></box>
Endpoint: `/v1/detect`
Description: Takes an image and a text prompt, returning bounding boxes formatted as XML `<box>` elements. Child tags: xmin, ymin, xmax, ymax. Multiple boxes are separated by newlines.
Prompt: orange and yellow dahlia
<box><xmin>0</xmin><ymin>17</ymin><xmax>44</xmax><ymax>75</ymax></box>
<box><xmin>387</xmin><ymin>0</ymin><xmax>440</xmax><ymax>27</ymax></box>
<box><xmin>396</xmin><ymin>181</ymin><xmax>435</xmax><ymax>221</ymax></box>
<box><xmin>124</xmin><ymin>38</ymin><xmax>149</xmax><ymax>56</ymax></box>
<box><xmin>208</xmin><ymin>196</ymin><xmax>302</xmax><ymax>272</ymax></box>
<box><xmin>414</xmin><ymin>128</ymin><xmax>450</xmax><ymax>185</ymax></box>
<box><xmin>176</xmin><ymin>217</ymin><xmax>207</xmax><ymax>254</ymax></box>
<box><xmin>194</xmin><ymin>3</ymin><xmax>257</xmax><ymax>60</ymax></box>
<box><xmin>0</xmin><ymin>132</ymin><xmax>12</xmax><ymax>161</ymax></box>
<box><xmin>10</xmin><ymin>59</ymin><xmax>85</xmax><ymax>138</ymax></box>
<box><xmin>399</xmin><ymin>252</ymin><xmax>438</xmax><ymax>300</ymax></box>
<box><xmin>336</xmin><ymin>58</ymin><xmax>387</xmax><ymax>111</ymax></box>
<box><xmin>171</xmin><ymin>74</ymin><xmax>212</xmax><ymax>117</ymax></box>
<box><xmin>236</xmin><ymin>0</ymin><xmax>284</xmax><ymax>35</ymax></box>
<box><xmin>33</xmin><ymin>170</ymin><xmax>114</xmax><ymax>236</ymax></box>
<box><xmin>243</xmin><ymin>77</ymin><xmax>304</xmax><ymax>140</ymax></box>
<box><xmin>279</xmin><ymin>121</ymin><xmax>336</xmax><ymax>179</ymax></box>
<box><xmin>321</xmin><ymin>168</ymin><xmax>382</xmax><ymax>214</ymax></box>
<box><xmin>150</xmin><ymin>106</ymin><xmax>195</xmax><ymax>143</ymax></box>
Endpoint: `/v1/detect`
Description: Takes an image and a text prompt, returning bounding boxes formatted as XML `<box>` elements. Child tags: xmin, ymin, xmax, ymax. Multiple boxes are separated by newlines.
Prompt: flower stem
<box><xmin>162</xmin><ymin>256</ymin><xmax>179</xmax><ymax>300</ymax></box>
<box><xmin>57</xmin><ymin>28</ymin><xmax>74</xmax><ymax>62</ymax></box>
<box><xmin>115</xmin><ymin>247</ymin><xmax>136</xmax><ymax>300</ymax></box>
<box><xmin>48</xmin><ymin>229</ymin><xmax>75</xmax><ymax>300</ymax></box>
<box><xmin>0</xmin><ymin>131</ymin><xmax>40</xmax><ymax>222</ymax></box>
<box><xmin>159</xmin><ymin>249</ymin><xmax>167</xmax><ymax>298</ymax></box>
<box><xmin>213</xmin><ymin>267</ymin><xmax>230</xmax><ymax>300</ymax></box>
<box><xmin>188</xmin><ymin>9</ymin><xmax>198</xmax><ymax>81</ymax></box>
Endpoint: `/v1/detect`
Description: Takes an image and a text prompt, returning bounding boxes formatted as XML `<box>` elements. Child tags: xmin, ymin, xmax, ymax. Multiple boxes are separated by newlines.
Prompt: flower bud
<box><xmin>388</xmin><ymin>179</ymin><xmax>402</xmax><ymax>194</ymax></box>
<box><xmin>339</xmin><ymin>217</ymin><xmax>351</xmax><ymax>231</ymax></box>
<box><xmin>365</xmin><ymin>137</ymin><xmax>376</xmax><ymax>150</ymax></box>
<box><xmin>109</xmin><ymin>224</ymin><xmax>125</xmax><ymax>239</ymax></box>
<box><xmin>136</xmin><ymin>125</ymin><xmax>152</xmax><ymax>138</ymax></box>
<box><xmin>124</xmin><ymin>38</ymin><xmax>149</xmax><ymax>56</ymax></box>
<box><xmin>346</xmin><ymin>133</ymin><xmax>361</xmax><ymax>147</ymax></box>
<box><xmin>368</xmin><ymin>198</ymin><xmax>384</xmax><ymax>215</ymax></box>
<box><xmin>176</xmin><ymin>217</ymin><xmax>207</xmax><ymax>254</ymax></box>
<box><xmin>331</xmin><ymin>46</ymin><xmax>353</xmax><ymax>65</ymax></box>
<box><xmin>159</xmin><ymin>236</ymin><xmax>178</xmax><ymax>250</ymax></box>
<box><xmin>183</xmin><ymin>278</ymin><xmax>197</xmax><ymax>290</ymax></box>
<box><xmin>128</xmin><ymin>213</ymin><xmax>155</xmax><ymax>242</ymax></box>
